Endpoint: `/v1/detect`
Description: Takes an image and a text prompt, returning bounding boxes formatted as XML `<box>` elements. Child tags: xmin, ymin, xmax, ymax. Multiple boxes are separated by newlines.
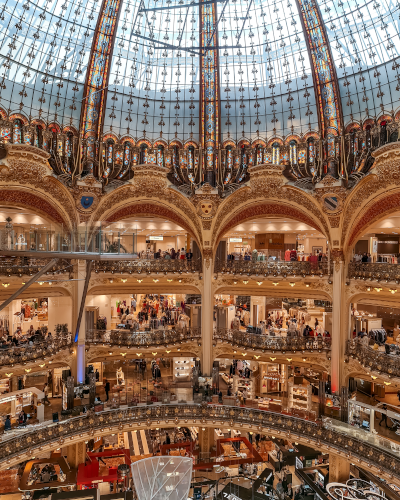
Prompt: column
<box><xmin>66</xmin><ymin>441</ymin><xmax>86</xmax><ymax>469</ymax></box>
<box><xmin>201</xmin><ymin>257</ymin><xmax>213</xmax><ymax>376</ymax></box>
<box><xmin>329</xmin><ymin>454</ymin><xmax>350</xmax><ymax>483</ymax></box>
<box><xmin>331</xmin><ymin>252</ymin><xmax>345</xmax><ymax>394</ymax></box>
<box><xmin>198</xmin><ymin>427</ymin><xmax>214</xmax><ymax>456</ymax></box>
<box><xmin>71</xmin><ymin>260</ymin><xmax>87</xmax><ymax>384</ymax></box>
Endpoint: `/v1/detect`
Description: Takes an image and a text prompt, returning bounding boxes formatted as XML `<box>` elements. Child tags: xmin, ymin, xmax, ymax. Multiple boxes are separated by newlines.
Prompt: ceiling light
<box><xmin>137</xmin><ymin>279</ymin><xmax>143</xmax><ymax>283</ymax></box>
<box><xmin>257</xmin><ymin>281</ymin><xmax>263</xmax><ymax>286</ymax></box>
<box><xmin>2</xmin><ymin>283</ymin><xmax>10</xmax><ymax>287</ymax></box>
<box><xmin>153</xmin><ymin>279</ymin><xmax>159</xmax><ymax>283</ymax></box>
<box><xmin>272</xmin><ymin>282</ymin><xmax>279</xmax><ymax>286</ymax></box>
<box><xmin>289</xmin><ymin>282</ymin><xmax>295</xmax><ymax>287</ymax></box>
<box><xmin>243</xmin><ymin>280</ymin><xmax>248</xmax><ymax>284</ymax></box>
<box><xmin>270</xmin><ymin>357</ymin><xmax>276</xmax><ymax>361</ymax></box>
<box><xmin>390</xmin><ymin>289</ymin><xmax>397</xmax><ymax>294</ymax></box>
<box><xmin>167</xmin><ymin>279</ymin><xmax>173</xmax><ymax>282</ymax></box>
<box><xmin>121</xmin><ymin>278</ymin><xmax>127</xmax><ymax>283</ymax></box>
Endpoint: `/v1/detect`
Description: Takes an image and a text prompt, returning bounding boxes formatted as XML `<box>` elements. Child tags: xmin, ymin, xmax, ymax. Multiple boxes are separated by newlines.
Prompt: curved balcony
<box><xmin>214</xmin><ymin>329</ymin><xmax>331</xmax><ymax>353</ymax></box>
<box><xmin>0</xmin><ymin>403</ymin><xmax>399</xmax><ymax>479</ymax></box>
<box><xmin>348</xmin><ymin>262</ymin><xmax>400</xmax><ymax>283</ymax></box>
<box><xmin>86</xmin><ymin>328</ymin><xmax>202</xmax><ymax>347</ymax></box>
<box><xmin>346</xmin><ymin>339</ymin><xmax>400</xmax><ymax>378</ymax></box>
<box><xmin>0</xmin><ymin>257</ymin><xmax>70</xmax><ymax>276</ymax></box>
<box><xmin>215</xmin><ymin>260</ymin><xmax>331</xmax><ymax>277</ymax></box>
<box><xmin>0</xmin><ymin>334</ymin><xmax>72</xmax><ymax>367</ymax></box>
<box><xmin>93</xmin><ymin>258</ymin><xmax>202</xmax><ymax>275</ymax></box>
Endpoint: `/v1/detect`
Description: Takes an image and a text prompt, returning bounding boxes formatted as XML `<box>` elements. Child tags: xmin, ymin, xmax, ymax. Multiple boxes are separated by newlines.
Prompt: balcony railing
<box><xmin>215</xmin><ymin>260</ymin><xmax>331</xmax><ymax>277</ymax></box>
<box><xmin>86</xmin><ymin>328</ymin><xmax>201</xmax><ymax>347</ymax></box>
<box><xmin>346</xmin><ymin>339</ymin><xmax>400</xmax><ymax>378</ymax></box>
<box><xmin>93</xmin><ymin>258</ymin><xmax>202</xmax><ymax>274</ymax></box>
<box><xmin>0</xmin><ymin>403</ymin><xmax>399</xmax><ymax>477</ymax></box>
<box><xmin>0</xmin><ymin>257</ymin><xmax>70</xmax><ymax>276</ymax></box>
<box><xmin>348</xmin><ymin>262</ymin><xmax>400</xmax><ymax>282</ymax></box>
<box><xmin>214</xmin><ymin>329</ymin><xmax>331</xmax><ymax>352</ymax></box>
<box><xmin>0</xmin><ymin>334</ymin><xmax>72</xmax><ymax>367</ymax></box>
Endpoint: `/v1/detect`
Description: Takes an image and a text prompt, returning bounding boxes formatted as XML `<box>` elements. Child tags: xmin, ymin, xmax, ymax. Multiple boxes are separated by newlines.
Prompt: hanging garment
<box><xmin>285</xmin><ymin>249</ymin><xmax>291</xmax><ymax>262</ymax></box>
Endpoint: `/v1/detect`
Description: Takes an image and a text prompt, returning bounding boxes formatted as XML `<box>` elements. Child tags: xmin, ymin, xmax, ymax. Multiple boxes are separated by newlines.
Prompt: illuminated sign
<box><xmin>230</xmin><ymin>238</ymin><xmax>242</xmax><ymax>243</ymax></box>
<box><xmin>149</xmin><ymin>236</ymin><xmax>164</xmax><ymax>241</ymax></box>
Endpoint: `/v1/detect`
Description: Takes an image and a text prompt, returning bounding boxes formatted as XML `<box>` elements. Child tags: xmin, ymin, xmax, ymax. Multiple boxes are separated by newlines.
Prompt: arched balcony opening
<box><xmin>157</xmin><ymin>145</ymin><xmax>164</xmax><ymax>168</ymax></box>
<box><xmin>272</xmin><ymin>142</ymin><xmax>280</xmax><ymax>165</ymax></box>
<box><xmin>103</xmin><ymin>139</ymin><xmax>115</xmax><ymax>178</ymax></box>
<box><xmin>289</xmin><ymin>140</ymin><xmax>297</xmax><ymax>166</ymax></box>
<box><xmin>140</xmin><ymin>144</ymin><xmax>148</xmax><ymax>164</ymax></box>
<box><xmin>13</xmin><ymin>119</ymin><xmax>23</xmax><ymax>144</ymax></box>
<box><xmin>35</xmin><ymin>125</ymin><xmax>43</xmax><ymax>148</ymax></box>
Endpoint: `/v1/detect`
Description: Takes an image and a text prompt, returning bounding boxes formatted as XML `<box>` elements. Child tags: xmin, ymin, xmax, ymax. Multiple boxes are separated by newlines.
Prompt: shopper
<box><xmin>43</xmin><ymin>383</ymin><xmax>51</xmax><ymax>406</ymax></box>
<box><xmin>104</xmin><ymin>378</ymin><xmax>110</xmax><ymax>401</ymax></box>
<box><xmin>379</xmin><ymin>403</ymin><xmax>389</xmax><ymax>427</ymax></box>
<box><xmin>4</xmin><ymin>415</ymin><xmax>11</xmax><ymax>431</ymax></box>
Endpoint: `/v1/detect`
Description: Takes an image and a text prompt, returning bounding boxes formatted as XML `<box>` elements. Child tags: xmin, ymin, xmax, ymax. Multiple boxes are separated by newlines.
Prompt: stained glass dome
<box><xmin>0</xmin><ymin>0</ymin><xmax>399</xmax><ymax>143</ymax></box>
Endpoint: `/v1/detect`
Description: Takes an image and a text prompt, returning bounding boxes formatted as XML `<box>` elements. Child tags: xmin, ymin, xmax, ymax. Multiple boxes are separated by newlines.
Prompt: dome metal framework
<box><xmin>0</xmin><ymin>0</ymin><xmax>399</xmax><ymax>192</ymax></box>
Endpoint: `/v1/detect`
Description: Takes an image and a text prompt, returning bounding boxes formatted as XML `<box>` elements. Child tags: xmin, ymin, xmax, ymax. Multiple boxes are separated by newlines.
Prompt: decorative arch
<box><xmin>62</xmin><ymin>126</ymin><xmax>78</xmax><ymax>136</ymax></box>
<box><xmin>153</xmin><ymin>138</ymin><xmax>168</xmax><ymax>148</ymax></box>
<box><xmin>251</xmin><ymin>138</ymin><xmax>267</xmax><ymax>148</ymax></box>
<box><xmin>222</xmin><ymin>139</ymin><xmax>236</xmax><ymax>148</ymax></box>
<box><xmin>183</xmin><ymin>140</ymin><xmax>199</xmax><ymax>149</ymax></box>
<box><xmin>136</xmin><ymin>138</ymin><xmax>152</xmax><ymax>148</ymax></box>
<box><xmin>377</xmin><ymin>114</ymin><xmax>393</xmax><ymax>125</ymax></box>
<box><xmin>0</xmin><ymin>190</ymin><xmax>69</xmax><ymax>227</ymax></box>
<box><xmin>237</xmin><ymin>138</ymin><xmax>251</xmax><ymax>148</ymax></box>
<box><xmin>9</xmin><ymin>113</ymin><xmax>28</xmax><ymax>125</ymax></box>
<box><xmin>47</xmin><ymin>122</ymin><xmax>61</xmax><ymax>133</ymax></box>
<box><xmin>0</xmin><ymin>107</ymin><xmax>7</xmax><ymax>120</ymax></box>
<box><xmin>102</xmin><ymin>203</ymin><xmax>200</xmax><ymax>243</ymax></box>
<box><xmin>347</xmin><ymin>191</ymin><xmax>400</xmax><ymax>247</ymax></box>
<box><xmin>215</xmin><ymin>202</ymin><xmax>326</xmax><ymax>248</ymax></box>
<box><xmin>284</xmin><ymin>134</ymin><xmax>301</xmax><ymax>146</ymax></box>
<box><xmin>120</xmin><ymin>136</ymin><xmax>135</xmax><ymax>147</ymax></box>
<box><xmin>31</xmin><ymin>118</ymin><xmax>46</xmax><ymax>129</ymax></box>
<box><xmin>303</xmin><ymin>131</ymin><xmax>320</xmax><ymax>141</ymax></box>
<box><xmin>169</xmin><ymin>139</ymin><xmax>183</xmax><ymax>149</ymax></box>
<box><xmin>103</xmin><ymin>132</ymin><xmax>118</xmax><ymax>143</ymax></box>
<box><xmin>266</xmin><ymin>137</ymin><xmax>284</xmax><ymax>147</ymax></box>
<box><xmin>345</xmin><ymin>122</ymin><xmax>361</xmax><ymax>133</ymax></box>
<box><xmin>362</xmin><ymin>118</ymin><xmax>375</xmax><ymax>130</ymax></box>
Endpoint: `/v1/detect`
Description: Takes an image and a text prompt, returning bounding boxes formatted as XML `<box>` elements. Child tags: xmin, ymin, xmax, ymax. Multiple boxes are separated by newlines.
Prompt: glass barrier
<box><xmin>323</xmin><ymin>416</ymin><xmax>400</xmax><ymax>458</ymax></box>
<box><xmin>0</xmin><ymin>222</ymin><xmax>138</xmax><ymax>255</ymax></box>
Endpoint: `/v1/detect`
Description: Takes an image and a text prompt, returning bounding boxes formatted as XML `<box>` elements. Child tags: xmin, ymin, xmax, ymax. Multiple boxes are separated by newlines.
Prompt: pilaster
<box><xmin>71</xmin><ymin>260</ymin><xmax>87</xmax><ymax>384</ymax></box>
<box><xmin>66</xmin><ymin>441</ymin><xmax>86</xmax><ymax>469</ymax></box>
<box><xmin>329</xmin><ymin>454</ymin><xmax>350</xmax><ymax>483</ymax></box>
<box><xmin>331</xmin><ymin>251</ymin><xmax>345</xmax><ymax>393</ymax></box>
<box><xmin>201</xmin><ymin>257</ymin><xmax>214</xmax><ymax>376</ymax></box>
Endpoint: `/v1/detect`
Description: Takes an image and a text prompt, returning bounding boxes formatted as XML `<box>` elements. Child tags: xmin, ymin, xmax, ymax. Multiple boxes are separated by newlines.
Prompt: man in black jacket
<box><xmin>104</xmin><ymin>379</ymin><xmax>110</xmax><ymax>401</ymax></box>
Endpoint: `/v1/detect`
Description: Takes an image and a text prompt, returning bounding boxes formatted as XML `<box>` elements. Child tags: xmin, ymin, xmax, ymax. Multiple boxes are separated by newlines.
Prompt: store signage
<box><xmin>377</xmin><ymin>240</ymin><xmax>398</xmax><ymax>244</ymax></box>
<box><xmin>230</xmin><ymin>238</ymin><xmax>242</xmax><ymax>242</ymax></box>
<box><xmin>149</xmin><ymin>236</ymin><xmax>163</xmax><ymax>241</ymax></box>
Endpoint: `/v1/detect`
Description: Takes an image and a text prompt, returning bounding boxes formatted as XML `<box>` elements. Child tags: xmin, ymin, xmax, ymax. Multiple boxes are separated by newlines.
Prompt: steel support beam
<box><xmin>0</xmin><ymin>259</ymin><xmax>58</xmax><ymax>313</ymax></box>
<box><xmin>74</xmin><ymin>260</ymin><xmax>93</xmax><ymax>343</ymax></box>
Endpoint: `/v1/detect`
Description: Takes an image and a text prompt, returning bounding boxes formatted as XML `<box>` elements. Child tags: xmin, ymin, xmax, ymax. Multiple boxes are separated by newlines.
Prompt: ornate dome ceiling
<box><xmin>0</xmin><ymin>0</ymin><xmax>399</xmax><ymax>144</ymax></box>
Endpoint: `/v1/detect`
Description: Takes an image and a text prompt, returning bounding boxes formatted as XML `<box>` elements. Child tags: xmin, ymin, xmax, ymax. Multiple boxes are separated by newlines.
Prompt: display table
<box><xmin>222</xmin><ymin>395</ymin><xmax>237</xmax><ymax>406</ymax></box>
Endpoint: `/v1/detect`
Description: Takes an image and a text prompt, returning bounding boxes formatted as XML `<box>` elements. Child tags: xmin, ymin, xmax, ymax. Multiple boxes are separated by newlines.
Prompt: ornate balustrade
<box><xmin>214</xmin><ymin>329</ymin><xmax>331</xmax><ymax>353</ymax></box>
<box><xmin>0</xmin><ymin>334</ymin><xmax>72</xmax><ymax>367</ymax></box>
<box><xmin>345</xmin><ymin>339</ymin><xmax>400</xmax><ymax>378</ymax></box>
<box><xmin>348</xmin><ymin>262</ymin><xmax>400</xmax><ymax>283</ymax></box>
<box><xmin>86</xmin><ymin>328</ymin><xmax>201</xmax><ymax>347</ymax></box>
<box><xmin>214</xmin><ymin>260</ymin><xmax>331</xmax><ymax>277</ymax></box>
<box><xmin>93</xmin><ymin>258</ymin><xmax>202</xmax><ymax>275</ymax></box>
<box><xmin>0</xmin><ymin>403</ymin><xmax>399</xmax><ymax>478</ymax></box>
<box><xmin>0</xmin><ymin>257</ymin><xmax>70</xmax><ymax>276</ymax></box>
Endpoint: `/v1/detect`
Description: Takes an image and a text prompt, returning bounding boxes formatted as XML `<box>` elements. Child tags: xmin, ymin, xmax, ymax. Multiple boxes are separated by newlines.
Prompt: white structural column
<box><xmin>71</xmin><ymin>260</ymin><xmax>87</xmax><ymax>384</ymax></box>
<box><xmin>201</xmin><ymin>257</ymin><xmax>214</xmax><ymax>376</ymax></box>
<box><xmin>331</xmin><ymin>254</ymin><xmax>345</xmax><ymax>394</ymax></box>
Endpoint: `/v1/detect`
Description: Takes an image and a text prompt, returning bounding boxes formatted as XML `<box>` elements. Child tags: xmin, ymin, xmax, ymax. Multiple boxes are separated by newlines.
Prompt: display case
<box><xmin>288</xmin><ymin>381</ymin><xmax>312</xmax><ymax>411</ymax></box>
<box><xmin>233</xmin><ymin>376</ymin><xmax>255</xmax><ymax>399</ymax></box>
<box><xmin>173</xmin><ymin>358</ymin><xmax>194</xmax><ymax>381</ymax></box>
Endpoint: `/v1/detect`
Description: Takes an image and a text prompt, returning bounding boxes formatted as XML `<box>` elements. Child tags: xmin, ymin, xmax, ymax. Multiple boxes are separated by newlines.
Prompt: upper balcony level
<box><xmin>0</xmin><ymin>403</ymin><xmax>399</xmax><ymax>481</ymax></box>
<box><xmin>348</xmin><ymin>262</ymin><xmax>400</xmax><ymax>284</ymax></box>
<box><xmin>215</xmin><ymin>259</ymin><xmax>332</xmax><ymax>278</ymax></box>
